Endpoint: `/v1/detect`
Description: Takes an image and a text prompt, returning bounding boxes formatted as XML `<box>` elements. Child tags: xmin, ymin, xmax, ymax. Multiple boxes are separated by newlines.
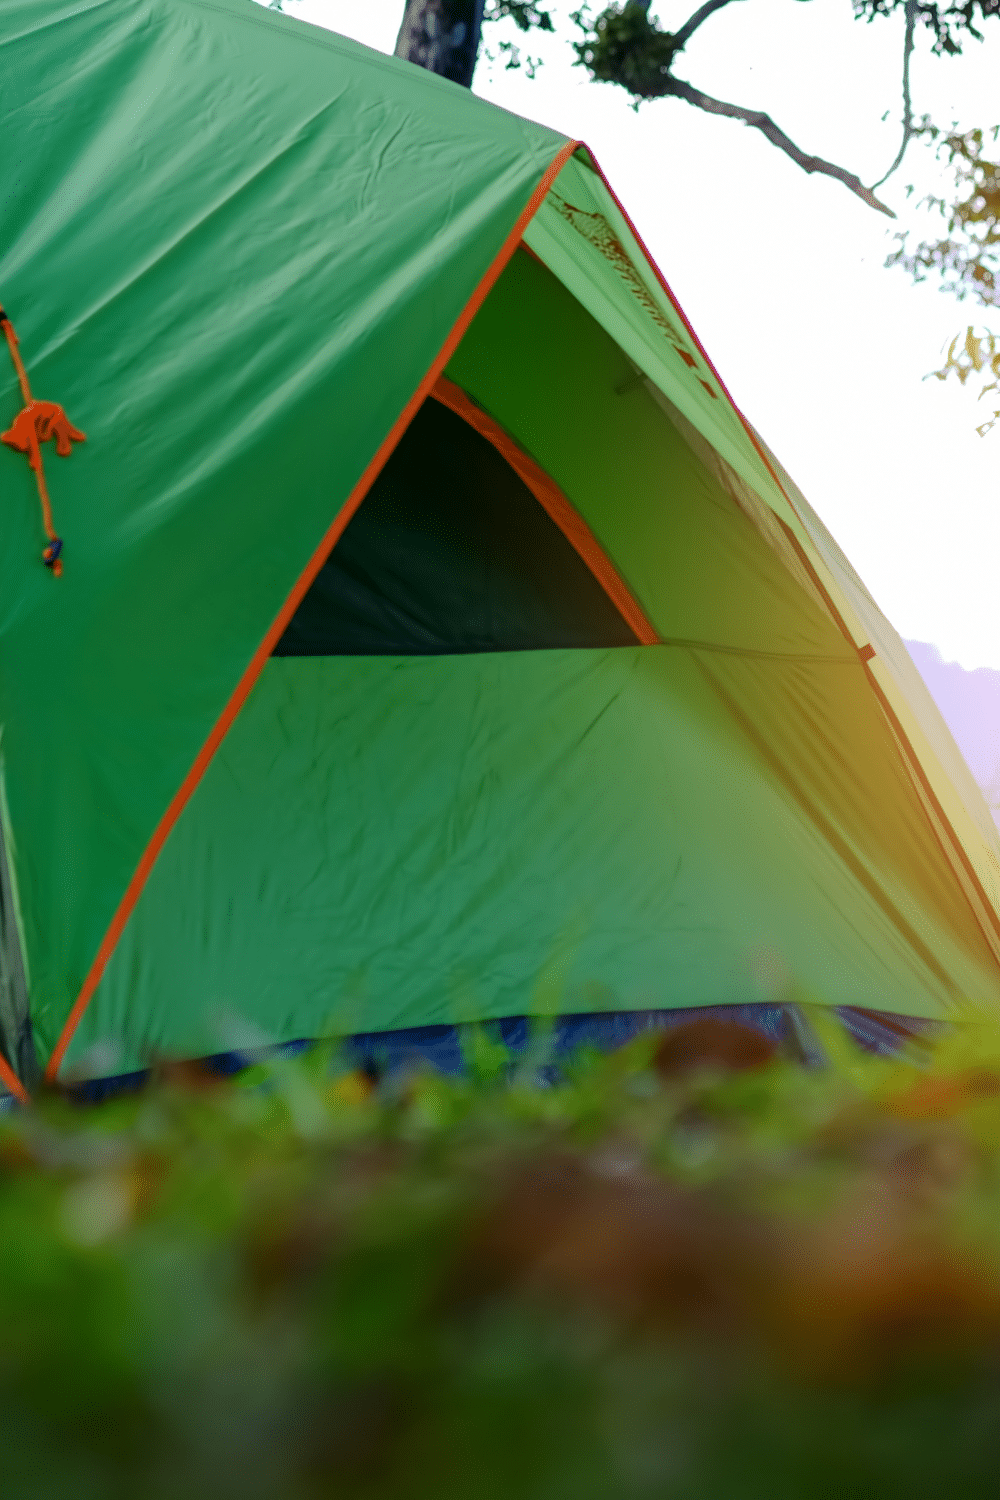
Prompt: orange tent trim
<box><xmin>44</xmin><ymin>138</ymin><xmax>581</xmax><ymax>1084</ymax></box>
<box><xmin>0</xmin><ymin>1053</ymin><xmax>29</xmax><ymax>1106</ymax></box>
<box><xmin>430</xmin><ymin>375</ymin><xmax>658</xmax><ymax>646</ymax></box>
<box><xmin>584</xmin><ymin>162</ymin><xmax>1000</xmax><ymax>975</ymax></box>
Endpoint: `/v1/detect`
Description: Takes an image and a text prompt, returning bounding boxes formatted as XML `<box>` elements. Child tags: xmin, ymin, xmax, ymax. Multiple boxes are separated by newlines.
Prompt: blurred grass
<box><xmin>4</xmin><ymin>1013</ymin><xmax>1000</xmax><ymax>1497</ymax></box>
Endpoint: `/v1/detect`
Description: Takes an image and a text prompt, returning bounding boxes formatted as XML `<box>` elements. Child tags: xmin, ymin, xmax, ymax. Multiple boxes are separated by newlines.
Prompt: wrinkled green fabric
<box><xmin>523</xmin><ymin>154</ymin><xmax>812</xmax><ymax>553</ymax></box>
<box><xmin>3</xmin><ymin>0</ymin><xmax>998</xmax><ymax>1081</ymax></box>
<box><xmin>444</xmin><ymin>253</ymin><xmax>1000</xmax><ymax>1001</ymax></box>
<box><xmin>526</xmin><ymin>159</ymin><xmax>1000</xmax><ymax>929</ymax></box>
<box><xmin>78</xmin><ymin>646</ymin><xmax>988</xmax><ymax>1077</ymax></box>
<box><xmin>68</xmin><ymin>250</ymin><xmax>1000</xmax><ymax>1074</ymax></box>
<box><xmin>446</xmin><ymin>251</ymin><xmax>852</xmax><ymax>659</ymax></box>
<box><xmin>0</xmin><ymin>0</ymin><xmax>565</xmax><ymax>1066</ymax></box>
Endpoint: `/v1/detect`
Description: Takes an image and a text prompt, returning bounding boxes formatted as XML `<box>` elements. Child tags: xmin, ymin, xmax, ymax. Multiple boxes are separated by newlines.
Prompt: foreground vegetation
<box><xmin>5</xmin><ymin>1012</ymin><xmax>1000</xmax><ymax>1497</ymax></box>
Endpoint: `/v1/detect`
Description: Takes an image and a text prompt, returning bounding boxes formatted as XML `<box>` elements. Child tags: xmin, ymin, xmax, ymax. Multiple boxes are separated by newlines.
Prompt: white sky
<box><xmin>269</xmin><ymin>0</ymin><xmax>1000</xmax><ymax>669</ymax></box>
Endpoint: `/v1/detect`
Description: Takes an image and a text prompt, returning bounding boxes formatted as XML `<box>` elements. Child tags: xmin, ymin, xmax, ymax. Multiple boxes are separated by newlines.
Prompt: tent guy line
<box><xmin>0</xmin><ymin>304</ymin><xmax>85</xmax><ymax>577</ymax></box>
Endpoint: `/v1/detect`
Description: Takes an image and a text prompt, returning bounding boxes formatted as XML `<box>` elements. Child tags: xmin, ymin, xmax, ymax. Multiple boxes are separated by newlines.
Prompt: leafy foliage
<box><xmin>8</xmin><ymin>1015</ymin><xmax>1000</xmax><ymax>1495</ymax></box>
<box><xmin>483</xmin><ymin>0</ymin><xmax>555</xmax><ymax>72</ymax></box>
<box><xmin>854</xmin><ymin>0</ymin><xmax>1000</xmax><ymax>57</ymax></box>
<box><xmin>889</xmin><ymin>124</ymin><xmax>1000</xmax><ymax>304</ymax></box>
<box><xmin>926</xmin><ymin>325</ymin><xmax>1000</xmax><ymax>433</ymax></box>
<box><xmin>570</xmin><ymin>3</ymin><xmax>682</xmax><ymax>99</ymax></box>
<box><xmin>485</xmin><ymin>0</ymin><xmax>555</xmax><ymax>31</ymax></box>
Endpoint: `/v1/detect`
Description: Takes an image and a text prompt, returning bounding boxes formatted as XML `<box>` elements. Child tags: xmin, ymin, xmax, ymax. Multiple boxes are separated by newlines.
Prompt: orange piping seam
<box><xmin>581</xmin><ymin>153</ymin><xmax>815</xmax><ymax>534</ymax></box>
<box><xmin>430</xmin><ymin>375</ymin><xmax>658</xmax><ymax>646</ymax></box>
<box><xmin>587</xmin><ymin>158</ymin><xmax>1000</xmax><ymax>966</ymax></box>
<box><xmin>585</xmin><ymin>166</ymin><xmax>862</xmax><ymax>659</ymax></box>
<box><xmin>45</xmin><ymin>138</ymin><xmax>581</xmax><ymax>1082</ymax></box>
<box><xmin>0</xmin><ymin>1053</ymin><xmax>29</xmax><ymax>1106</ymax></box>
<box><xmin>777</xmin><ymin>489</ymin><xmax>1000</xmax><ymax>962</ymax></box>
<box><xmin>775</xmin><ymin>515</ymin><xmax>864</xmax><ymax>653</ymax></box>
<box><xmin>863</xmin><ymin>663</ymin><xmax>1000</xmax><ymax>949</ymax></box>
<box><xmin>583</xmin><ymin>151</ymin><xmax>1000</xmax><ymax>970</ymax></box>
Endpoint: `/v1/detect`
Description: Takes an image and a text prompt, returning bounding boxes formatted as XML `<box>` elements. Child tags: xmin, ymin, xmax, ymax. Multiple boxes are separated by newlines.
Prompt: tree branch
<box><xmin>663</xmin><ymin>76</ymin><xmax>897</xmax><ymax>217</ymax></box>
<box><xmin>394</xmin><ymin>0</ymin><xmax>486</xmax><ymax>89</ymax></box>
<box><xmin>870</xmin><ymin>0</ymin><xmax>917</xmax><ymax>190</ymax></box>
<box><xmin>672</xmin><ymin>0</ymin><xmax>744</xmax><ymax>53</ymax></box>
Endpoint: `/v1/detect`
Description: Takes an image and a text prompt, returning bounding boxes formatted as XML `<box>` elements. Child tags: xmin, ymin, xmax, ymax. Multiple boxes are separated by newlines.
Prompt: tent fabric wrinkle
<box><xmin>40</xmin><ymin>123</ymin><xmax>580</xmax><ymax>1081</ymax></box>
<box><xmin>1</xmin><ymin>0</ymin><xmax>999</xmax><ymax>1091</ymax></box>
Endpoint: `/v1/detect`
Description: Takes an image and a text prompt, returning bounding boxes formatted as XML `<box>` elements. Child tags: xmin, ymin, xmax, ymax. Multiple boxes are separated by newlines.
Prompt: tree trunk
<box><xmin>394</xmin><ymin>0</ymin><xmax>487</xmax><ymax>89</ymax></box>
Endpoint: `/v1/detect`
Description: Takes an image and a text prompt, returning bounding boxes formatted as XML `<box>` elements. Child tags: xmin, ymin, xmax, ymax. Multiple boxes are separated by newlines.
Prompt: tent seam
<box><xmin>429</xmin><ymin>374</ymin><xmax>658</xmax><ymax>646</ymax></box>
<box><xmin>44</xmin><ymin>136</ymin><xmax>581</xmax><ymax>1084</ymax></box>
<box><xmin>863</xmin><ymin>667</ymin><xmax>1000</xmax><ymax>957</ymax></box>
<box><xmin>775</xmin><ymin>527</ymin><xmax>1000</xmax><ymax>961</ymax></box>
<box><xmin>581</xmin><ymin>151</ymin><xmax>1000</xmax><ymax>977</ymax></box>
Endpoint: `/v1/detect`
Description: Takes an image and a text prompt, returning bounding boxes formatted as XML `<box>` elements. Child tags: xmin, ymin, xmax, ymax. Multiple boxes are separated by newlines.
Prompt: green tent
<box><xmin>2</xmin><ymin>0</ymin><xmax>999</xmax><ymax>1099</ymax></box>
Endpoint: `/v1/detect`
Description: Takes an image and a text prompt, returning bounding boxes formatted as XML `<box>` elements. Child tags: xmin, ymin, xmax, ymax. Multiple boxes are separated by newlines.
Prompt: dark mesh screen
<box><xmin>273</xmin><ymin>398</ymin><xmax>638</xmax><ymax>656</ymax></box>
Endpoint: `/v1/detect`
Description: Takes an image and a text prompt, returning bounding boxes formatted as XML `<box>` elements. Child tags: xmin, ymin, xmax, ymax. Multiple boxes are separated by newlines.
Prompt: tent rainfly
<box><xmin>2</xmin><ymin>0</ymin><xmax>1000</xmax><ymax>1102</ymax></box>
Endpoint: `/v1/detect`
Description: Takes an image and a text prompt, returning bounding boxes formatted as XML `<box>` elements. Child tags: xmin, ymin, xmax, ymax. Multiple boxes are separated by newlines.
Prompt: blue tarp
<box><xmin>49</xmin><ymin>1003</ymin><xmax>937</xmax><ymax>1106</ymax></box>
